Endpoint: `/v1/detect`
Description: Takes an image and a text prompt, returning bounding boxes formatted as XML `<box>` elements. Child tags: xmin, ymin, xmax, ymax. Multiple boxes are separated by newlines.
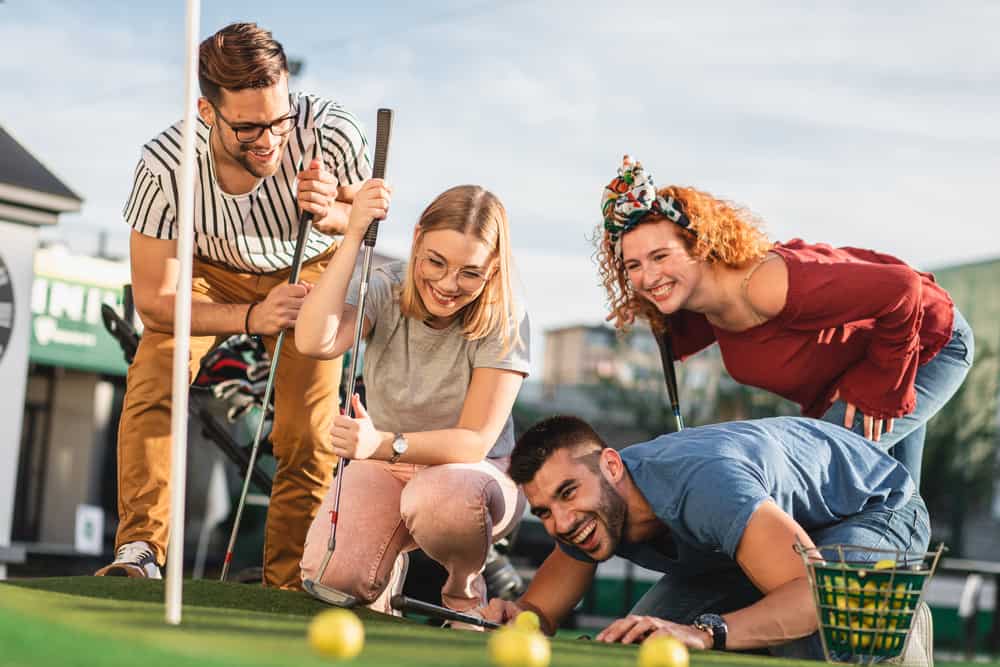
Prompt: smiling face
<box><xmin>620</xmin><ymin>219</ymin><xmax>703</xmax><ymax>315</ymax></box>
<box><xmin>414</xmin><ymin>228</ymin><xmax>495</xmax><ymax>327</ymax></box>
<box><xmin>523</xmin><ymin>448</ymin><xmax>627</xmax><ymax>562</ymax></box>
<box><xmin>200</xmin><ymin>72</ymin><xmax>292</xmax><ymax>180</ymax></box>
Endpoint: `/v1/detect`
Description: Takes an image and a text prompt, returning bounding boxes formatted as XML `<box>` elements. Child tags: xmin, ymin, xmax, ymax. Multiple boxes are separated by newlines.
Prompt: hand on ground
<box><xmin>596</xmin><ymin>615</ymin><xmax>710</xmax><ymax>649</ymax></box>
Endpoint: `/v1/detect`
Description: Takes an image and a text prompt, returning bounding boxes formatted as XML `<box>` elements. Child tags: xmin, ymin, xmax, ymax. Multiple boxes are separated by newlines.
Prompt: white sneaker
<box><xmin>94</xmin><ymin>541</ymin><xmax>162</xmax><ymax>579</ymax></box>
<box><xmin>888</xmin><ymin>601</ymin><xmax>933</xmax><ymax>667</ymax></box>
<box><xmin>368</xmin><ymin>552</ymin><xmax>409</xmax><ymax>616</ymax></box>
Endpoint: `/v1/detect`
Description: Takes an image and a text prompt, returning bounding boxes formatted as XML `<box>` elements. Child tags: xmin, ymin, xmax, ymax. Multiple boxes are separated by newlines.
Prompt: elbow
<box><xmin>293</xmin><ymin>329</ymin><xmax>327</xmax><ymax>359</ymax></box>
<box><xmin>293</xmin><ymin>326</ymin><xmax>340</xmax><ymax>360</ymax></box>
<box><xmin>136</xmin><ymin>296</ymin><xmax>173</xmax><ymax>334</ymax></box>
<box><xmin>463</xmin><ymin>431</ymin><xmax>497</xmax><ymax>463</ymax></box>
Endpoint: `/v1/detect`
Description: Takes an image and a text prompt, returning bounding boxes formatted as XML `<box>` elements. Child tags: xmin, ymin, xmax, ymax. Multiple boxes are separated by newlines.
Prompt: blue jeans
<box><xmin>821</xmin><ymin>308</ymin><xmax>974</xmax><ymax>487</ymax></box>
<box><xmin>629</xmin><ymin>494</ymin><xmax>930</xmax><ymax>660</ymax></box>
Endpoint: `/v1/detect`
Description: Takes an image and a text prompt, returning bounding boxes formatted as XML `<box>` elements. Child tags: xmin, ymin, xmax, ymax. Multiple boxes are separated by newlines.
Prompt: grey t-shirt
<box><xmin>346</xmin><ymin>261</ymin><xmax>531</xmax><ymax>458</ymax></box>
<box><xmin>560</xmin><ymin>417</ymin><xmax>914</xmax><ymax>575</ymax></box>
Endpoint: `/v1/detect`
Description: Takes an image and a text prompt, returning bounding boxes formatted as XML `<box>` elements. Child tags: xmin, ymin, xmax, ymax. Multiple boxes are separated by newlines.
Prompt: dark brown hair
<box><xmin>509</xmin><ymin>416</ymin><xmax>606</xmax><ymax>485</ymax></box>
<box><xmin>199</xmin><ymin>23</ymin><xmax>288</xmax><ymax>103</ymax></box>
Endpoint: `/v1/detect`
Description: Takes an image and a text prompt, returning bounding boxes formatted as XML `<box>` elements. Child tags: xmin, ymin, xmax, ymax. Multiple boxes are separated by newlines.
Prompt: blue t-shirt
<box><xmin>560</xmin><ymin>417</ymin><xmax>914</xmax><ymax>575</ymax></box>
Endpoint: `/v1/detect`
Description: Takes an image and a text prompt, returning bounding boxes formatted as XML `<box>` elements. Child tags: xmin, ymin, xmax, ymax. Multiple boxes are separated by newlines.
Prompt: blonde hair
<box><xmin>399</xmin><ymin>185</ymin><xmax>520</xmax><ymax>350</ymax></box>
<box><xmin>597</xmin><ymin>185</ymin><xmax>772</xmax><ymax>333</ymax></box>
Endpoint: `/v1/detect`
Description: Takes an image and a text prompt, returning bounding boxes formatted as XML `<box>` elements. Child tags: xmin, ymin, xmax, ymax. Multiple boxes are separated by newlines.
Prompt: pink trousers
<box><xmin>300</xmin><ymin>457</ymin><xmax>524</xmax><ymax>612</ymax></box>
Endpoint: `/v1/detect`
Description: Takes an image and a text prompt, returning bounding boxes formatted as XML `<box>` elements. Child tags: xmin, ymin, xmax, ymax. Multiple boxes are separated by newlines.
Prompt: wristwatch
<box><xmin>693</xmin><ymin>613</ymin><xmax>727</xmax><ymax>650</ymax></box>
<box><xmin>388</xmin><ymin>432</ymin><xmax>408</xmax><ymax>464</ymax></box>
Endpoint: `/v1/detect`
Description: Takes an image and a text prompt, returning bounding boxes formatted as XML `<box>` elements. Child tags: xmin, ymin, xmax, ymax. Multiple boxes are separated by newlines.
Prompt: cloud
<box><xmin>4</xmin><ymin>0</ymin><xmax>999</xmax><ymax>309</ymax></box>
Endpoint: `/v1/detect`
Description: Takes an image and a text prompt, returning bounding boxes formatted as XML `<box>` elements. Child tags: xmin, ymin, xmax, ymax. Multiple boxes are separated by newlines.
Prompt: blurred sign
<box><xmin>74</xmin><ymin>504</ymin><xmax>104</xmax><ymax>556</ymax></box>
<box><xmin>29</xmin><ymin>249</ymin><xmax>129</xmax><ymax>376</ymax></box>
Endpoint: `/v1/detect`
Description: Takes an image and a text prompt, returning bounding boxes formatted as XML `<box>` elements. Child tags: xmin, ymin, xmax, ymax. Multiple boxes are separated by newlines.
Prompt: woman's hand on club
<box><xmin>479</xmin><ymin>598</ymin><xmax>525</xmax><ymax>626</ymax></box>
<box><xmin>345</xmin><ymin>178</ymin><xmax>392</xmax><ymax>240</ymax></box>
<box><xmin>330</xmin><ymin>393</ymin><xmax>382</xmax><ymax>460</ymax></box>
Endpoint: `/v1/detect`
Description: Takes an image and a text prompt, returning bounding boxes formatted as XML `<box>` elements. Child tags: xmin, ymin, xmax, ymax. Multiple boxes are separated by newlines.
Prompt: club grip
<box><xmin>364</xmin><ymin>108</ymin><xmax>394</xmax><ymax>247</ymax></box>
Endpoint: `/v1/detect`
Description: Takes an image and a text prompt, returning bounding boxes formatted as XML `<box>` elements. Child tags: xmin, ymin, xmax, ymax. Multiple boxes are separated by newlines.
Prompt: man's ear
<box><xmin>197</xmin><ymin>98</ymin><xmax>214</xmax><ymax>125</ymax></box>
<box><xmin>599</xmin><ymin>448</ymin><xmax>624</xmax><ymax>483</ymax></box>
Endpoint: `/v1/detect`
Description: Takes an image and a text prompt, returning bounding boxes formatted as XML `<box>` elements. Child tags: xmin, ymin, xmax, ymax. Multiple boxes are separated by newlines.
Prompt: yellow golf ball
<box><xmin>637</xmin><ymin>635</ymin><xmax>689</xmax><ymax>667</ymax></box>
<box><xmin>488</xmin><ymin>626</ymin><xmax>550</xmax><ymax>667</ymax></box>
<box><xmin>514</xmin><ymin>610</ymin><xmax>542</xmax><ymax>632</ymax></box>
<box><xmin>308</xmin><ymin>609</ymin><xmax>365</xmax><ymax>659</ymax></box>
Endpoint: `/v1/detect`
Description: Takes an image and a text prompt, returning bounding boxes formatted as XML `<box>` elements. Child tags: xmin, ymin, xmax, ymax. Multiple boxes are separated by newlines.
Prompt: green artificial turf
<box><xmin>0</xmin><ymin>577</ymin><xmax>977</xmax><ymax>667</ymax></box>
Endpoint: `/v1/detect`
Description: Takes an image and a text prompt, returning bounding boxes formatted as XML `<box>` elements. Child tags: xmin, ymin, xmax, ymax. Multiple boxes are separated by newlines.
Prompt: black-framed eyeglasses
<box><xmin>418</xmin><ymin>254</ymin><xmax>493</xmax><ymax>292</ymax></box>
<box><xmin>209</xmin><ymin>101</ymin><xmax>298</xmax><ymax>143</ymax></box>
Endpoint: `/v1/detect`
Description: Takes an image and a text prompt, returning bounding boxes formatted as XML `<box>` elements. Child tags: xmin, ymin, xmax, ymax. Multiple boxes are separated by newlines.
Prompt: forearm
<box><xmin>140</xmin><ymin>294</ymin><xmax>253</xmax><ymax>337</ymax></box>
<box><xmin>722</xmin><ymin>577</ymin><xmax>816</xmax><ymax>650</ymax></box>
<box><xmin>522</xmin><ymin>550</ymin><xmax>595</xmax><ymax>635</ymax></box>
<box><xmin>368</xmin><ymin>427</ymin><xmax>494</xmax><ymax>465</ymax></box>
<box><xmin>295</xmin><ymin>230</ymin><xmax>364</xmax><ymax>357</ymax></box>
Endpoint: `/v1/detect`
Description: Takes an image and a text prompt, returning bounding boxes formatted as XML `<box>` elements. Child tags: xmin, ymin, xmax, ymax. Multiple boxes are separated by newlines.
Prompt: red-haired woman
<box><xmin>596</xmin><ymin>156</ymin><xmax>972</xmax><ymax>486</ymax></box>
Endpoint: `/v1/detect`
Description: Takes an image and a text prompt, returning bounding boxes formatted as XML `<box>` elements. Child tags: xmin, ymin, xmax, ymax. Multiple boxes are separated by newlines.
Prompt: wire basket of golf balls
<box><xmin>795</xmin><ymin>542</ymin><xmax>944</xmax><ymax>664</ymax></box>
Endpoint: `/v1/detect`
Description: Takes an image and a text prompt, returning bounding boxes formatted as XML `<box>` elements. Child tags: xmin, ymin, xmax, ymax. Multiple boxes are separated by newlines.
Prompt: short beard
<box><xmin>595</xmin><ymin>475</ymin><xmax>627</xmax><ymax>558</ymax></box>
<box><xmin>226</xmin><ymin>136</ymin><xmax>287</xmax><ymax>179</ymax></box>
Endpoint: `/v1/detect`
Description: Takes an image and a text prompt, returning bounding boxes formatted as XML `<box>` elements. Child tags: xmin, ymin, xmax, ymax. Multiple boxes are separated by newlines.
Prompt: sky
<box><xmin>2</xmin><ymin>1</ymin><xmax>998</xmax><ymax>372</ymax></box>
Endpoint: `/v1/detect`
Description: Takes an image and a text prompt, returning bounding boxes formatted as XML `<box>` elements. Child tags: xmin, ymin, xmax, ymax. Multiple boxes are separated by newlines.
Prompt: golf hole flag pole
<box><xmin>166</xmin><ymin>0</ymin><xmax>201</xmax><ymax>626</ymax></box>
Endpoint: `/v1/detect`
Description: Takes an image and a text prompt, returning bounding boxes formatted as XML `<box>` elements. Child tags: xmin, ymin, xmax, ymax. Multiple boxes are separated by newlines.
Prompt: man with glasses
<box><xmin>95</xmin><ymin>22</ymin><xmax>370</xmax><ymax>589</ymax></box>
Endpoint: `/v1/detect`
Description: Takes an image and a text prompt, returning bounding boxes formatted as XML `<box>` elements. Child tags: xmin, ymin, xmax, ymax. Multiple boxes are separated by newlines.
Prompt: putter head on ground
<box><xmin>303</xmin><ymin>579</ymin><xmax>358</xmax><ymax>608</ymax></box>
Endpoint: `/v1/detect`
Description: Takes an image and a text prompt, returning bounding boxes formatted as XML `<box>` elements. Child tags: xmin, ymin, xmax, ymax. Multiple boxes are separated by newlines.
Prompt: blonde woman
<box><xmin>296</xmin><ymin>179</ymin><xmax>529</xmax><ymax>617</ymax></box>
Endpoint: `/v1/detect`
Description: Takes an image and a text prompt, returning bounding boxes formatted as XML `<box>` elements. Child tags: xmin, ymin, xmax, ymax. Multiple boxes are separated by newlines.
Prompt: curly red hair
<box><xmin>596</xmin><ymin>185</ymin><xmax>772</xmax><ymax>333</ymax></box>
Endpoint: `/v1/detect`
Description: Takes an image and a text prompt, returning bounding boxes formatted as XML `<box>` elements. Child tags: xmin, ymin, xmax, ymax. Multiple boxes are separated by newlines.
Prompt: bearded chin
<box><xmin>595</xmin><ymin>476</ymin><xmax>627</xmax><ymax>559</ymax></box>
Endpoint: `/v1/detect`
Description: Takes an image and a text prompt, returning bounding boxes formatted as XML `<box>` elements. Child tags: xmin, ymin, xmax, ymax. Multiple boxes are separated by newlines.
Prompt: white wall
<box><xmin>0</xmin><ymin>221</ymin><xmax>38</xmax><ymax>578</ymax></box>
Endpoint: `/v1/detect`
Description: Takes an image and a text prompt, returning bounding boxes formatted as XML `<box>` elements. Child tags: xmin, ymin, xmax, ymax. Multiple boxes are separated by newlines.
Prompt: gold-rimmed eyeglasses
<box><xmin>418</xmin><ymin>254</ymin><xmax>493</xmax><ymax>292</ymax></box>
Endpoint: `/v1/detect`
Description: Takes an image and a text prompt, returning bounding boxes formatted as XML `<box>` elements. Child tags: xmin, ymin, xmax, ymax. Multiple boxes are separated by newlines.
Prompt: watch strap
<box><xmin>694</xmin><ymin>613</ymin><xmax>727</xmax><ymax>650</ymax></box>
<box><xmin>388</xmin><ymin>432</ymin><xmax>406</xmax><ymax>464</ymax></box>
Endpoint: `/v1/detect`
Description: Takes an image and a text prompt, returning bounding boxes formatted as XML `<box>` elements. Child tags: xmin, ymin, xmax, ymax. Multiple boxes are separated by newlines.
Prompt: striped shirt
<box><xmin>123</xmin><ymin>93</ymin><xmax>370</xmax><ymax>273</ymax></box>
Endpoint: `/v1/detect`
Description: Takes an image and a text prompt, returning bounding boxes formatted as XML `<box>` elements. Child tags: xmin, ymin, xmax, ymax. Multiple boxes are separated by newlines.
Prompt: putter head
<box><xmin>303</xmin><ymin>578</ymin><xmax>358</xmax><ymax>608</ymax></box>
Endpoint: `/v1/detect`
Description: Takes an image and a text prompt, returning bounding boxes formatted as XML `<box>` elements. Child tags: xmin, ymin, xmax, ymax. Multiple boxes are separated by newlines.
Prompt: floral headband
<box><xmin>601</xmin><ymin>155</ymin><xmax>691</xmax><ymax>253</ymax></box>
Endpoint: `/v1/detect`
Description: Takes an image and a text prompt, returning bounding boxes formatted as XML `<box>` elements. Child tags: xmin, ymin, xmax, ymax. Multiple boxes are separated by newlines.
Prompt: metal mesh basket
<box><xmin>795</xmin><ymin>543</ymin><xmax>944</xmax><ymax>663</ymax></box>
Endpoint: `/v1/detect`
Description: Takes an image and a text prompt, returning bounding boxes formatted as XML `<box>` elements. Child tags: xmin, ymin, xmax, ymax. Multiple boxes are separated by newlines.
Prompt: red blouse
<box><xmin>666</xmin><ymin>239</ymin><xmax>955</xmax><ymax>420</ymax></box>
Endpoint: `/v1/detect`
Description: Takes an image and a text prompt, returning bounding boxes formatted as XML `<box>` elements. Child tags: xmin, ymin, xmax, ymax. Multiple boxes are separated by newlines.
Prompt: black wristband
<box><xmin>244</xmin><ymin>302</ymin><xmax>259</xmax><ymax>335</ymax></box>
<box><xmin>693</xmin><ymin>613</ymin><xmax>727</xmax><ymax>650</ymax></box>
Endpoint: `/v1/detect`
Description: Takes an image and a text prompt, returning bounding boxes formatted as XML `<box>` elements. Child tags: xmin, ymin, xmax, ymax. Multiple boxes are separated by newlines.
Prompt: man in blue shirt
<box><xmin>480</xmin><ymin>416</ymin><xmax>931</xmax><ymax>663</ymax></box>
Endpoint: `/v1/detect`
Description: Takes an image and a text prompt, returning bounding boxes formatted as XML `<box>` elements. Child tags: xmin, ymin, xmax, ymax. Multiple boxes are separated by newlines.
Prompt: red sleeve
<box><xmin>776</xmin><ymin>246</ymin><xmax>923</xmax><ymax>419</ymax></box>
<box><xmin>663</xmin><ymin>310</ymin><xmax>717</xmax><ymax>360</ymax></box>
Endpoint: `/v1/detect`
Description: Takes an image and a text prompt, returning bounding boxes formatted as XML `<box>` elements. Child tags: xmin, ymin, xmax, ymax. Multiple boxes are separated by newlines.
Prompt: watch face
<box><xmin>0</xmin><ymin>254</ymin><xmax>13</xmax><ymax>363</ymax></box>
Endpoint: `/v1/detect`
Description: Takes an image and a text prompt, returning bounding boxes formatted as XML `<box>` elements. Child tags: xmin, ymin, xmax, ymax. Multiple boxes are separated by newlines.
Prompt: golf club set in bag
<box><xmin>101</xmin><ymin>108</ymin><xmax>523</xmax><ymax>625</ymax></box>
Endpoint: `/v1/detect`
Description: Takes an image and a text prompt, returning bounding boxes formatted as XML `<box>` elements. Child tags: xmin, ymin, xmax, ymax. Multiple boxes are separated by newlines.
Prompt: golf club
<box><xmin>390</xmin><ymin>594</ymin><xmax>501</xmax><ymax>629</ymax></box>
<box><xmin>654</xmin><ymin>327</ymin><xmax>684</xmax><ymax>431</ymax></box>
<box><xmin>219</xmin><ymin>129</ymin><xmax>322</xmax><ymax>582</ymax></box>
<box><xmin>303</xmin><ymin>108</ymin><xmax>394</xmax><ymax>607</ymax></box>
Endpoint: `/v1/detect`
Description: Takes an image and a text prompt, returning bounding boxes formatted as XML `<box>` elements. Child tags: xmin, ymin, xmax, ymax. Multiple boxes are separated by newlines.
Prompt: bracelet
<box><xmin>244</xmin><ymin>301</ymin><xmax>260</xmax><ymax>336</ymax></box>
